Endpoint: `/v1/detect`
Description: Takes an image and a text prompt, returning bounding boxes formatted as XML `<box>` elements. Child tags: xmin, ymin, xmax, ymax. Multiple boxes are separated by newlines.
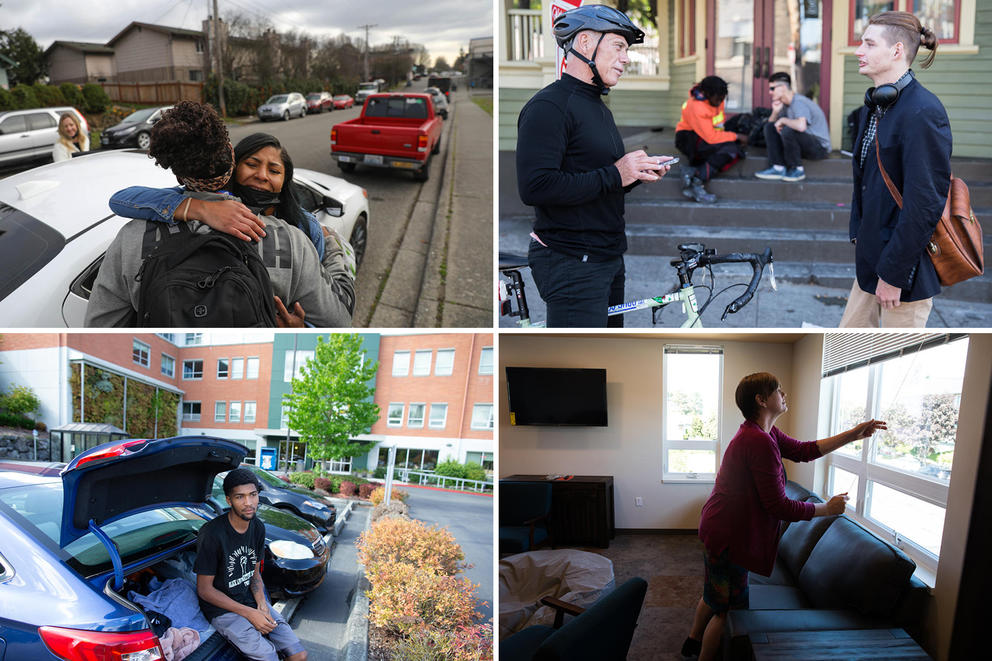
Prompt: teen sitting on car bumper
<box><xmin>754</xmin><ymin>72</ymin><xmax>831</xmax><ymax>183</ymax></box>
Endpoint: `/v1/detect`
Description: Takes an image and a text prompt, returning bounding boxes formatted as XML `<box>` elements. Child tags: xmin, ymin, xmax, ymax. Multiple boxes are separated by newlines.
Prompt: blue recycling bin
<box><xmin>259</xmin><ymin>447</ymin><xmax>278</xmax><ymax>471</ymax></box>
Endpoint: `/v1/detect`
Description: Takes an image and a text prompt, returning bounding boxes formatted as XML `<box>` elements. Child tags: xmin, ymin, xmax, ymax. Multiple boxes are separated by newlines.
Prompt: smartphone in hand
<box><xmin>651</xmin><ymin>156</ymin><xmax>680</xmax><ymax>168</ymax></box>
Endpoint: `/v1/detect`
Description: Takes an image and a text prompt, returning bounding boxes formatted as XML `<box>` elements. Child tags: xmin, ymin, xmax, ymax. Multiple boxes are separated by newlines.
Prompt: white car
<box><xmin>424</xmin><ymin>87</ymin><xmax>449</xmax><ymax>120</ymax></box>
<box><xmin>0</xmin><ymin>149</ymin><xmax>370</xmax><ymax>327</ymax></box>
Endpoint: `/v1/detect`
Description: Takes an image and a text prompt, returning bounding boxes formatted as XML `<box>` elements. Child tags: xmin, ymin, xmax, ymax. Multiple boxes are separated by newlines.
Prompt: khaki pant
<box><xmin>838</xmin><ymin>280</ymin><xmax>933</xmax><ymax>328</ymax></box>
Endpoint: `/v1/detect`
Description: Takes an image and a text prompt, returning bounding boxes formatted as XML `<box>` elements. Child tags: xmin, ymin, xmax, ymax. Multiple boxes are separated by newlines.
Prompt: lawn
<box><xmin>471</xmin><ymin>95</ymin><xmax>493</xmax><ymax>116</ymax></box>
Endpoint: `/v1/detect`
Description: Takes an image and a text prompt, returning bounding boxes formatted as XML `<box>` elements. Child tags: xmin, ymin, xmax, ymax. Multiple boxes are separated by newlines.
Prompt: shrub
<box><xmin>32</xmin><ymin>83</ymin><xmax>65</xmax><ymax>107</ymax></box>
<box><xmin>365</xmin><ymin>562</ymin><xmax>480</xmax><ymax>636</ymax></box>
<box><xmin>462</xmin><ymin>461</ymin><xmax>487</xmax><ymax>483</ymax></box>
<box><xmin>358</xmin><ymin>482</ymin><xmax>375</xmax><ymax>499</ymax></box>
<box><xmin>392</xmin><ymin>624</ymin><xmax>494</xmax><ymax>661</ymax></box>
<box><xmin>314</xmin><ymin>477</ymin><xmax>331</xmax><ymax>492</ymax></box>
<box><xmin>0</xmin><ymin>385</ymin><xmax>40</xmax><ymax>416</ymax></box>
<box><xmin>0</xmin><ymin>411</ymin><xmax>35</xmax><ymax>429</ymax></box>
<box><xmin>81</xmin><ymin>83</ymin><xmax>110</xmax><ymax>113</ymax></box>
<box><xmin>357</xmin><ymin>517</ymin><xmax>463</xmax><ymax>576</ymax></box>
<box><xmin>0</xmin><ymin>87</ymin><xmax>13</xmax><ymax>111</ymax></box>
<box><xmin>59</xmin><ymin>82</ymin><xmax>84</xmax><ymax>108</ymax></box>
<box><xmin>9</xmin><ymin>84</ymin><xmax>38</xmax><ymax>110</ymax></box>
<box><xmin>371</xmin><ymin>500</ymin><xmax>410</xmax><ymax>522</ymax></box>
<box><xmin>369</xmin><ymin>486</ymin><xmax>409</xmax><ymax>506</ymax></box>
<box><xmin>288</xmin><ymin>471</ymin><xmax>315</xmax><ymax>490</ymax></box>
<box><xmin>434</xmin><ymin>459</ymin><xmax>466</xmax><ymax>479</ymax></box>
<box><xmin>338</xmin><ymin>480</ymin><xmax>358</xmax><ymax>497</ymax></box>
<box><xmin>373</xmin><ymin>466</ymin><xmax>386</xmax><ymax>479</ymax></box>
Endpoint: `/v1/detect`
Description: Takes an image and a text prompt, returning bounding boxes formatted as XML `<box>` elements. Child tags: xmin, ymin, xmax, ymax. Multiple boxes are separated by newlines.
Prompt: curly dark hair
<box><xmin>148</xmin><ymin>101</ymin><xmax>232</xmax><ymax>179</ymax></box>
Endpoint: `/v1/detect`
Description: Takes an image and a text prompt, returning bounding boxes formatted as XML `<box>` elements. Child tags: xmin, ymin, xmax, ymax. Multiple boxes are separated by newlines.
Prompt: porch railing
<box><xmin>507</xmin><ymin>8</ymin><xmax>544</xmax><ymax>62</ymax></box>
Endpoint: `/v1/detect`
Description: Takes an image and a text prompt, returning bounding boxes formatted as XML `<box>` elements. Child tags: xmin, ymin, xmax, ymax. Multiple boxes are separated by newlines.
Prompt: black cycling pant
<box><xmin>528</xmin><ymin>241</ymin><xmax>624</xmax><ymax>328</ymax></box>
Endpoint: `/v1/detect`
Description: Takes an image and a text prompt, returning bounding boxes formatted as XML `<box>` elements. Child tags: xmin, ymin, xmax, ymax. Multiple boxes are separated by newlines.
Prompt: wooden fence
<box><xmin>100</xmin><ymin>81</ymin><xmax>204</xmax><ymax>105</ymax></box>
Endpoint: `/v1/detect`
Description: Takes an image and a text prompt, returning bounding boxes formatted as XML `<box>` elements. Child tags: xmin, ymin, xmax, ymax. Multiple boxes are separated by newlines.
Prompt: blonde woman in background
<box><xmin>52</xmin><ymin>112</ymin><xmax>89</xmax><ymax>162</ymax></box>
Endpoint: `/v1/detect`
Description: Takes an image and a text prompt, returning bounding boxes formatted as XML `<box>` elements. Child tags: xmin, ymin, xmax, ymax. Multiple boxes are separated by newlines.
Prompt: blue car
<box><xmin>0</xmin><ymin>436</ymin><xmax>251</xmax><ymax>661</ymax></box>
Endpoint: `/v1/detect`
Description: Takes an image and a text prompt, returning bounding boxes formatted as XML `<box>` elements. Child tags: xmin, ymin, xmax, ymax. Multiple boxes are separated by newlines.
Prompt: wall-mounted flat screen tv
<box><xmin>505</xmin><ymin>367</ymin><xmax>608</xmax><ymax>426</ymax></box>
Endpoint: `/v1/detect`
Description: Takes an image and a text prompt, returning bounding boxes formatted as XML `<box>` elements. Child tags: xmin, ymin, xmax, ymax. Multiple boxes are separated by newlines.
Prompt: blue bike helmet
<box><xmin>553</xmin><ymin>4</ymin><xmax>645</xmax><ymax>95</ymax></box>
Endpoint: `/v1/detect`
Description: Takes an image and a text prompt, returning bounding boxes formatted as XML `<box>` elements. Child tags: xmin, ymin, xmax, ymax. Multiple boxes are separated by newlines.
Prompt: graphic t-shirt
<box><xmin>193</xmin><ymin>514</ymin><xmax>266</xmax><ymax>621</ymax></box>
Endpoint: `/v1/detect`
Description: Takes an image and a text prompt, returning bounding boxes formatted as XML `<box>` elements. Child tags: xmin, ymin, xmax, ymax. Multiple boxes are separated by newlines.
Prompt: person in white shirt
<box><xmin>52</xmin><ymin>112</ymin><xmax>89</xmax><ymax>162</ymax></box>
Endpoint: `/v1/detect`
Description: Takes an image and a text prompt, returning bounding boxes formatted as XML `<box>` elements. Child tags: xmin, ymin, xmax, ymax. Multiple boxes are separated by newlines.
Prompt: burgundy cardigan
<box><xmin>698</xmin><ymin>420</ymin><xmax>822</xmax><ymax>576</ymax></box>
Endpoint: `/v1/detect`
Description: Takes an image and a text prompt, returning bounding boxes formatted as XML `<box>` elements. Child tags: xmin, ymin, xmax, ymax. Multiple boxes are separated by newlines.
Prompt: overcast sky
<box><xmin>1</xmin><ymin>0</ymin><xmax>491</xmax><ymax>64</ymax></box>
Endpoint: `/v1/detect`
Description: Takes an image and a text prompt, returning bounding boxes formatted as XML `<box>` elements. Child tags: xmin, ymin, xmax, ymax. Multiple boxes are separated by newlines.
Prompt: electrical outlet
<box><xmin>635</xmin><ymin>497</ymin><xmax>643</xmax><ymax>507</ymax></box>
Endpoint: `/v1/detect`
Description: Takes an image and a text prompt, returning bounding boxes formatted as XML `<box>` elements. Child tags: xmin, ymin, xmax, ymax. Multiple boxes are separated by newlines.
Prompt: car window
<box><xmin>307</xmin><ymin>94</ymin><xmax>322</xmax><ymax>100</ymax></box>
<box><xmin>0</xmin><ymin>204</ymin><xmax>66</xmax><ymax>301</ymax></box>
<box><xmin>267</xmin><ymin>95</ymin><xmax>288</xmax><ymax>104</ymax></box>
<box><xmin>27</xmin><ymin>113</ymin><xmax>57</xmax><ymax>131</ymax></box>
<box><xmin>293</xmin><ymin>181</ymin><xmax>322</xmax><ymax>213</ymax></box>
<box><xmin>122</xmin><ymin>108</ymin><xmax>158</xmax><ymax>123</ymax></box>
<box><xmin>0</xmin><ymin>115</ymin><xmax>28</xmax><ymax>134</ymax></box>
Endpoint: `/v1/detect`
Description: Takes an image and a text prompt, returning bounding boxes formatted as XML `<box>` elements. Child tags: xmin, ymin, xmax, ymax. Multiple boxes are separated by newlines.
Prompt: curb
<box><xmin>343</xmin><ymin>504</ymin><xmax>374</xmax><ymax>661</ymax></box>
<box><xmin>333</xmin><ymin>499</ymin><xmax>355</xmax><ymax>537</ymax></box>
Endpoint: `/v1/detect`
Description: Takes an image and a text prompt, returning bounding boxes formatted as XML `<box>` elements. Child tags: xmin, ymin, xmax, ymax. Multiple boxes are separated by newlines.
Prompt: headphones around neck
<box><xmin>864</xmin><ymin>70</ymin><xmax>915</xmax><ymax>115</ymax></box>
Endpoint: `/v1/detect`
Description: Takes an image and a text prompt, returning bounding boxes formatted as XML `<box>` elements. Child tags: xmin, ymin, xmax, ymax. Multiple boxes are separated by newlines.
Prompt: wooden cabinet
<box><xmin>503</xmin><ymin>475</ymin><xmax>615</xmax><ymax>548</ymax></box>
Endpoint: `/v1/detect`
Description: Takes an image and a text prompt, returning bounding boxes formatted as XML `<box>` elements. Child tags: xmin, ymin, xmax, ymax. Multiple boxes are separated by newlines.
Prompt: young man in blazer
<box><xmin>839</xmin><ymin>11</ymin><xmax>950</xmax><ymax>328</ymax></box>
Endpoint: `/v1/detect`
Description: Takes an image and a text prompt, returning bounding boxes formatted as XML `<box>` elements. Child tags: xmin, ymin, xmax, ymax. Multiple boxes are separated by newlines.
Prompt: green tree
<box><xmin>284</xmin><ymin>334</ymin><xmax>380</xmax><ymax>463</ymax></box>
<box><xmin>434</xmin><ymin>55</ymin><xmax>451</xmax><ymax>72</ymax></box>
<box><xmin>0</xmin><ymin>28</ymin><xmax>46</xmax><ymax>86</ymax></box>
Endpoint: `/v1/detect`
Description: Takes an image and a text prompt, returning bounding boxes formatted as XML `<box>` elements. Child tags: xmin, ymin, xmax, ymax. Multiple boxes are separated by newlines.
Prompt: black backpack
<box><xmin>135</xmin><ymin>223</ymin><xmax>277</xmax><ymax>327</ymax></box>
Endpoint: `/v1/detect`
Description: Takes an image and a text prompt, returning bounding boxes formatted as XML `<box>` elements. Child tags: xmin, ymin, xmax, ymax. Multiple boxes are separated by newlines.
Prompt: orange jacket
<box><xmin>676</xmin><ymin>91</ymin><xmax>737</xmax><ymax>144</ymax></box>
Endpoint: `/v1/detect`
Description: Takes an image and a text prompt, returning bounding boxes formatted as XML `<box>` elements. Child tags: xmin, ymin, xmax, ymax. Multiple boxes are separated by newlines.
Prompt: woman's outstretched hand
<box><xmin>850</xmin><ymin>419</ymin><xmax>887</xmax><ymax>440</ymax></box>
<box><xmin>826</xmin><ymin>493</ymin><xmax>849</xmax><ymax>515</ymax></box>
<box><xmin>186</xmin><ymin>198</ymin><xmax>267</xmax><ymax>241</ymax></box>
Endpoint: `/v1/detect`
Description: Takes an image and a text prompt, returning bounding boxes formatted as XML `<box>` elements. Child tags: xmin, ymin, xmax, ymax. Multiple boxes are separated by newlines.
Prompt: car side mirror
<box><xmin>322</xmin><ymin>195</ymin><xmax>344</xmax><ymax>217</ymax></box>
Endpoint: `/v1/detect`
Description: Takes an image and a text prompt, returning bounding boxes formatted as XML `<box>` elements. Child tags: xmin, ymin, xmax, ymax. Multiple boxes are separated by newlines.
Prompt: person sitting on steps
<box><xmin>754</xmin><ymin>72</ymin><xmax>831</xmax><ymax>183</ymax></box>
<box><xmin>675</xmin><ymin>76</ymin><xmax>747</xmax><ymax>204</ymax></box>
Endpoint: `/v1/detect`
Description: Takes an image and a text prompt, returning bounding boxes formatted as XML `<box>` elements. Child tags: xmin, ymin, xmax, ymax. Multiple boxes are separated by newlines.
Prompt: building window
<box><xmin>387</xmin><ymin>403</ymin><xmax>404</xmax><ymax>427</ymax></box>
<box><xmin>184</xmin><ymin>333</ymin><xmax>203</xmax><ymax>345</ymax></box>
<box><xmin>328</xmin><ymin>457</ymin><xmax>352</xmax><ymax>473</ymax></box>
<box><xmin>284</xmin><ymin>350</ymin><xmax>314</xmax><ymax>381</ymax></box>
<box><xmin>183</xmin><ymin>359</ymin><xmax>203</xmax><ymax>380</ymax></box>
<box><xmin>478</xmin><ymin>347</ymin><xmax>493</xmax><ymax>375</ymax></box>
<box><xmin>408</xmin><ymin>403</ymin><xmax>425</xmax><ymax>428</ymax></box>
<box><xmin>247</xmin><ymin>357</ymin><xmax>259</xmax><ymax>379</ymax></box>
<box><xmin>413</xmin><ymin>350</ymin><xmax>432</xmax><ymax>376</ymax></box>
<box><xmin>157</xmin><ymin>333</ymin><xmax>175</xmax><ymax>343</ymax></box>
<box><xmin>132</xmin><ymin>340</ymin><xmax>150</xmax><ymax>367</ymax></box>
<box><xmin>662</xmin><ymin>345</ymin><xmax>723</xmax><ymax>481</ymax></box>
<box><xmin>822</xmin><ymin>334</ymin><xmax>968</xmax><ymax>569</ymax></box>
<box><xmin>471</xmin><ymin>404</ymin><xmax>493</xmax><ymax>430</ymax></box>
<box><xmin>195</xmin><ymin>39</ymin><xmax>204</xmax><ymax>53</ymax></box>
<box><xmin>244</xmin><ymin>401</ymin><xmax>256</xmax><ymax>424</ymax></box>
<box><xmin>435</xmin><ymin>349</ymin><xmax>455</xmax><ymax>376</ymax></box>
<box><xmin>230</xmin><ymin>401</ymin><xmax>242</xmax><ymax>423</ymax></box>
<box><xmin>911</xmin><ymin>0</ymin><xmax>960</xmax><ymax>43</ymax></box>
<box><xmin>217</xmin><ymin>358</ymin><xmax>229</xmax><ymax>379</ymax></box>
<box><xmin>850</xmin><ymin>1</ymin><xmax>895</xmax><ymax>45</ymax></box>
<box><xmin>280</xmin><ymin>404</ymin><xmax>290</xmax><ymax>427</ymax></box>
<box><xmin>182</xmin><ymin>401</ymin><xmax>201</xmax><ymax>422</ymax></box>
<box><xmin>392</xmin><ymin>351</ymin><xmax>410</xmax><ymax>376</ymax></box>
<box><xmin>429</xmin><ymin>403</ymin><xmax>448</xmax><ymax>429</ymax></box>
<box><xmin>215</xmin><ymin>401</ymin><xmax>226</xmax><ymax>422</ymax></box>
<box><xmin>466</xmin><ymin>451</ymin><xmax>493</xmax><ymax>471</ymax></box>
<box><xmin>161</xmin><ymin>354</ymin><xmax>175</xmax><ymax>377</ymax></box>
<box><xmin>230</xmin><ymin>358</ymin><xmax>244</xmax><ymax>379</ymax></box>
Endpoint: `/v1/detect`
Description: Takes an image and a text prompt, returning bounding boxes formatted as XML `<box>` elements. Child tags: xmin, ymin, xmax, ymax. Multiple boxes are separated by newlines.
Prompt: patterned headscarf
<box><xmin>177</xmin><ymin>144</ymin><xmax>235</xmax><ymax>191</ymax></box>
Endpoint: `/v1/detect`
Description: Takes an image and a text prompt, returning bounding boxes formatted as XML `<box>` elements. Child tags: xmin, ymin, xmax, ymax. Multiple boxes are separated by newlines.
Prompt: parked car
<box><xmin>306</xmin><ymin>92</ymin><xmax>333</xmax><ymax>114</ymax></box>
<box><xmin>257</xmin><ymin>93</ymin><xmax>306</xmax><ymax>121</ymax></box>
<box><xmin>0</xmin><ymin>437</ymin><xmax>253</xmax><ymax>661</ymax></box>
<box><xmin>232</xmin><ymin>465</ymin><xmax>336</xmax><ymax>533</ymax></box>
<box><xmin>99</xmin><ymin>105</ymin><xmax>172</xmax><ymax>151</ymax></box>
<box><xmin>0</xmin><ymin>106</ymin><xmax>89</xmax><ymax>168</ymax></box>
<box><xmin>208</xmin><ymin>475</ymin><xmax>329</xmax><ymax>599</ymax></box>
<box><xmin>425</xmin><ymin>86</ymin><xmax>450</xmax><ymax>120</ymax></box>
<box><xmin>333</xmin><ymin>94</ymin><xmax>355</xmax><ymax>110</ymax></box>
<box><xmin>331</xmin><ymin>93</ymin><xmax>443</xmax><ymax>181</ymax></box>
<box><xmin>0</xmin><ymin>149</ymin><xmax>371</xmax><ymax>327</ymax></box>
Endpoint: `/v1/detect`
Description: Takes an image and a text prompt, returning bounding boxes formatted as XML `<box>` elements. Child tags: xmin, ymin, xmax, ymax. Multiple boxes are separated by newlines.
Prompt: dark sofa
<box><xmin>723</xmin><ymin>481</ymin><xmax>930</xmax><ymax>659</ymax></box>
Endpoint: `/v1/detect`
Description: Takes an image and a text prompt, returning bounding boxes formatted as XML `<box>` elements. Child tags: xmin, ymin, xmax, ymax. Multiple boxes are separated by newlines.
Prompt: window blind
<box><xmin>821</xmin><ymin>333</ymin><xmax>965</xmax><ymax>377</ymax></box>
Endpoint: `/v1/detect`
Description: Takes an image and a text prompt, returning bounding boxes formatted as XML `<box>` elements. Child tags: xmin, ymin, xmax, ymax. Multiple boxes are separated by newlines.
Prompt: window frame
<box><xmin>132</xmin><ymin>340</ymin><xmax>150</xmax><ymax>368</ymax></box>
<box><xmin>231</xmin><ymin>357</ymin><xmax>244</xmax><ymax>380</ymax></box>
<box><xmin>229</xmin><ymin>401</ymin><xmax>242</xmax><ymax>424</ymax></box>
<box><xmin>676</xmin><ymin>0</ymin><xmax>698</xmax><ymax>60</ymax></box>
<box><xmin>244</xmin><ymin>401</ymin><xmax>256</xmax><ymax>424</ymax></box>
<box><xmin>246</xmin><ymin>357</ymin><xmax>259</xmax><ymax>380</ymax></box>
<box><xmin>214</xmin><ymin>401</ymin><xmax>227</xmax><ymax>423</ymax></box>
<box><xmin>413</xmin><ymin>350</ymin><xmax>432</xmax><ymax>376</ymax></box>
<box><xmin>408</xmin><ymin>403</ymin><xmax>426</xmax><ymax>428</ymax></box>
<box><xmin>181</xmin><ymin>401</ymin><xmax>201</xmax><ymax>422</ymax></box>
<box><xmin>849</xmin><ymin>0</ymin><xmax>965</xmax><ymax>47</ymax></box>
<box><xmin>478</xmin><ymin>347</ymin><xmax>493</xmax><ymax>375</ymax></box>
<box><xmin>387</xmin><ymin>403</ymin><xmax>405</xmax><ymax>427</ymax></box>
<box><xmin>160</xmin><ymin>353</ymin><xmax>175</xmax><ymax>378</ymax></box>
<box><xmin>661</xmin><ymin>345</ymin><xmax>724</xmax><ymax>483</ymax></box>
<box><xmin>471</xmin><ymin>403</ymin><xmax>494</xmax><ymax>431</ymax></box>
<box><xmin>182</xmin><ymin>359</ymin><xmax>203</xmax><ymax>380</ymax></box>
<box><xmin>429</xmin><ymin>403</ymin><xmax>448</xmax><ymax>429</ymax></box>
<box><xmin>435</xmin><ymin>348</ymin><xmax>455</xmax><ymax>376</ymax></box>
<box><xmin>392</xmin><ymin>351</ymin><xmax>410</xmax><ymax>377</ymax></box>
<box><xmin>217</xmin><ymin>358</ymin><xmax>229</xmax><ymax>379</ymax></box>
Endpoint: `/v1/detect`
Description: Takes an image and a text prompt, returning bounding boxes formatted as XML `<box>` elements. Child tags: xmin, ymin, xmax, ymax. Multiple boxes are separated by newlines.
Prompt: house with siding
<box><xmin>499</xmin><ymin>0</ymin><xmax>988</xmax><ymax>157</ymax></box>
<box><xmin>44</xmin><ymin>41</ymin><xmax>116</xmax><ymax>84</ymax></box>
<box><xmin>106</xmin><ymin>21</ymin><xmax>207</xmax><ymax>83</ymax></box>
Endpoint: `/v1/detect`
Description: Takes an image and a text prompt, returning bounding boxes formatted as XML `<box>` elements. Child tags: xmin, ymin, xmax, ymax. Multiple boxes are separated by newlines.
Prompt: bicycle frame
<box><xmin>607</xmin><ymin>285</ymin><xmax>704</xmax><ymax>327</ymax></box>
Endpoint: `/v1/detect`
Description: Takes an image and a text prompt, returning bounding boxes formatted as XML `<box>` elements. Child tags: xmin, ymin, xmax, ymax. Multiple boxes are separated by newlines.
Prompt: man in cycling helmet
<box><xmin>515</xmin><ymin>4</ymin><xmax>673</xmax><ymax>328</ymax></box>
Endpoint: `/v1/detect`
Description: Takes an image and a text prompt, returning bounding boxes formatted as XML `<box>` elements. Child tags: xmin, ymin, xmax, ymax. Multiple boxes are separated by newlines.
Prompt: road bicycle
<box><xmin>498</xmin><ymin>243</ymin><xmax>776</xmax><ymax>327</ymax></box>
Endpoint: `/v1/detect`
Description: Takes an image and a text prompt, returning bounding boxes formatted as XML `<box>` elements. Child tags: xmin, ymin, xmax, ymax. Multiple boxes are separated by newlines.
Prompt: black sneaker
<box><xmin>681</xmin><ymin>636</ymin><xmax>702</xmax><ymax>658</ymax></box>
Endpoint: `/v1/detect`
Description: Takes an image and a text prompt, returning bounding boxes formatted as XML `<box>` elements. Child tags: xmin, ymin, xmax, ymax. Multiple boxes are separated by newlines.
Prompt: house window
<box><xmin>387</xmin><ymin>403</ymin><xmax>404</xmax><ymax>427</ymax></box>
<box><xmin>471</xmin><ymin>404</ymin><xmax>493</xmax><ymax>430</ymax></box>
<box><xmin>413</xmin><ymin>350</ymin><xmax>432</xmax><ymax>376</ymax></box>
<box><xmin>217</xmin><ymin>358</ymin><xmax>229</xmax><ymax>379</ymax></box>
<box><xmin>182</xmin><ymin>359</ymin><xmax>203</xmax><ymax>380</ymax></box>
<box><xmin>161</xmin><ymin>354</ymin><xmax>175</xmax><ymax>377</ymax></box>
<box><xmin>195</xmin><ymin>39</ymin><xmax>204</xmax><ymax>53</ymax></box>
<box><xmin>822</xmin><ymin>334</ymin><xmax>968</xmax><ymax>569</ymax></box>
<box><xmin>284</xmin><ymin>350</ymin><xmax>314</xmax><ymax>381</ymax></box>
<box><xmin>182</xmin><ymin>401</ymin><xmax>201</xmax><ymax>422</ymax></box>
<box><xmin>466</xmin><ymin>451</ymin><xmax>493</xmax><ymax>471</ymax></box>
<box><xmin>662</xmin><ymin>345</ymin><xmax>723</xmax><ymax>481</ymax></box>
<box><xmin>230</xmin><ymin>401</ymin><xmax>242</xmax><ymax>423</ymax></box>
<box><xmin>132</xmin><ymin>340</ymin><xmax>150</xmax><ymax>367</ymax></box>
<box><xmin>247</xmin><ymin>357</ymin><xmax>259</xmax><ymax>379</ymax></box>
<box><xmin>435</xmin><ymin>349</ymin><xmax>455</xmax><ymax>376</ymax></box>
<box><xmin>244</xmin><ymin>401</ymin><xmax>256</xmax><ymax>424</ymax></box>
<box><xmin>408</xmin><ymin>403</ymin><xmax>425</xmax><ymax>428</ymax></box>
<box><xmin>184</xmin><ymin>333</ymin><xmax>203</xmax><ymax>345</ymax></box>
<box><xmin>429</xmin><ymin>403</ymin><xmax>448</xmax><ymax>429</ymax></box>
<box><xmin>911</xmin><ymin>0</ymin><xmax>960</xmax><ymax>43</ymax></box>
<box><xmin>478</xmin><ymin>347</ymin><xmax>493</xmax><ymax>375</ymax></box>
<box><xmin>677</xmin><ymin>0</ymin><xmax>697</xmax><ymax>58</ymax></box>
<box><xmin>215</xmin><ymin>401</ymin><xmax>226</xmax><ymax>422</ymax></box>
<box><xmin>392</xmin><ymin>351</ymin><xmax>410</xmax><ymax>376</ymax></box>
<box><xmin>189</xmin><ymin>70</ymin><xmax>203</xmax><ymax>82</ymax></box>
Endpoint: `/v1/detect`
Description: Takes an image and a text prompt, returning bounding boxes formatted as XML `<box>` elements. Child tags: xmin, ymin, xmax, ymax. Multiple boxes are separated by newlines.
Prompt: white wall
<box><xmin>499</xmin><ymin>335</ymin><xmax>799</xmax><ymax>529</ymax></box>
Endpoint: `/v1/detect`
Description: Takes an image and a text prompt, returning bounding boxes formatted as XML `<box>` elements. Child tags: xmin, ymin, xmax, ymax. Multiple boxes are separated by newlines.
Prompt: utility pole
<box><xmin>358</xmin><ymin>23</ymin><xmax>377</xmax><ymax>81</ymax></box>
<box><xmin>212</xmin><ymin>0</ymin><xmax>227</xmax><ymax>117</ymax></box>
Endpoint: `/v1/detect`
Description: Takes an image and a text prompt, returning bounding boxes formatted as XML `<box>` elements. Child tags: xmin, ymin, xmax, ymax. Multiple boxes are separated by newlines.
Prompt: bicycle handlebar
<box><xmin>696</xmin><ymin>247</ymin><xmax>773</xmax><ymax>320</ymax></box>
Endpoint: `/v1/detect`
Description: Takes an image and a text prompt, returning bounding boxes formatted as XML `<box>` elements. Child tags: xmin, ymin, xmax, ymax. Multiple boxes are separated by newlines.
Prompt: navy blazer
<box><xmin>850</xmin><ymin>78</ymin><xmax>952</xmax><ymax>301</ymax></box>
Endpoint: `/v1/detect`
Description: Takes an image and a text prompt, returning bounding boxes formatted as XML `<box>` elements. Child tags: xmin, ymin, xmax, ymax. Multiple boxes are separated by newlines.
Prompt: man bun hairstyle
<box><xmin>768</xmin><ymin>71</ymin><xmax>792</xmax><ymax>87</ymax></box>
<box><xmin>868</xmin><ymin>11</ymin><xmax>938</xmax><ymax>69</ymax></box>
<box><xmin>149</xmin><ymin>101</ymin><xmax>233</xmax><ymax>179</ymax></box>
<box><xmin>223</xmin><ymin>467</ymin><xmax>260</xmax><ymax>496</ymax></box>
<box><xmin>735</xmin><ymin>372</ymin><xmax>780</xmax><ymax>421</ymax></box>
<box><xmin>700</xmin><ymin>75</ymin><xmax>729</xmax><ymax>99</ymax></box>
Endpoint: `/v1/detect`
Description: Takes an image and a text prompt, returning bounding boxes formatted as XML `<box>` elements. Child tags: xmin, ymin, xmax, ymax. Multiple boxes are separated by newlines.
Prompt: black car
<box><xmin>233</xmin><ymin>465</ymin><xmax>337</xmax><ymax>533</ymax></box>
<box><xmin>100</xmin><ymin>106</ymin><xmax>172</xmax><ymax>151</ymax></box>
<box><xmin>208</xmin><ymin>477</ymin><xmax>329</xmax><ymax>599</ymax></box>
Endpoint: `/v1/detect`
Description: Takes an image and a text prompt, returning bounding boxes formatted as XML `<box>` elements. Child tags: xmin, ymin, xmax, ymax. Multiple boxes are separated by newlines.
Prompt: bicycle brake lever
<box><xmin>768</xmin><ymin>262</ymin><xmax>778</xmax><ymax>291</ymax></box>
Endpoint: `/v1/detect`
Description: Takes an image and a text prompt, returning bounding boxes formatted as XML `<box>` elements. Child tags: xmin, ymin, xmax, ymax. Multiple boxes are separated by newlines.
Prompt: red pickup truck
<box><xmin>330</xmin><ymin>93</ymin><xmax>443</xmax><ymax>181</ymax></box>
